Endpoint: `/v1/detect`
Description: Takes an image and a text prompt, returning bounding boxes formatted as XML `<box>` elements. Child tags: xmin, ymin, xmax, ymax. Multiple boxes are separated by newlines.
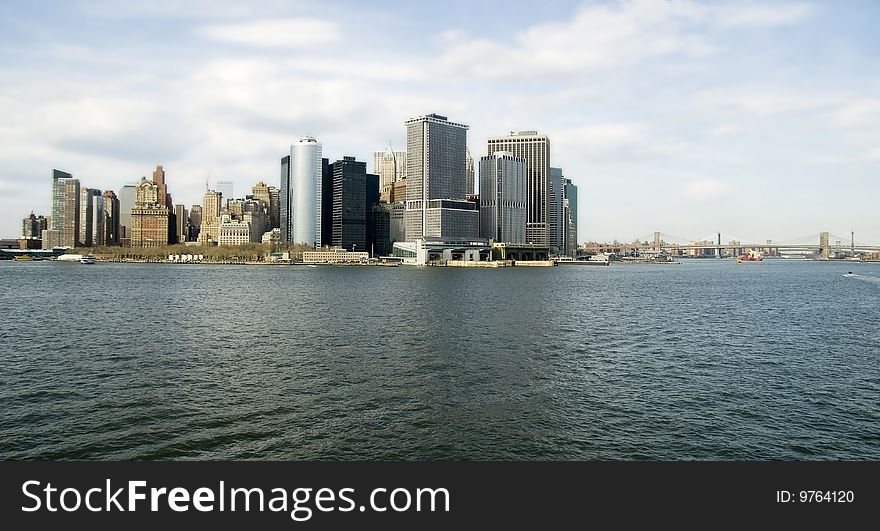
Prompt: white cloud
<box><xmin>694</xmin><ymin>87</ymin><xmax>841</xmax><ymax>117</ymax></box>
<box><xmin>553</xmin><ymin>123</ymin><xmax>687</xmax><ymax>162</ymax></box>
<box><xmin>682</xmin><ymin>179</ymin><xmax>731</xmax><ymax>200</ymax></box>
<box><xmin>195</xmin><ymin>18</ymin><xmax>342</xmax><ymax>47</ymax></box>
<box><xmin>831</xmin><ymin>99</ymin><xmax>880</xmax><ymax>128</ymax></box>
<box><xmin>710</xmin><ymin>125</ymin><xmax>742</xmax><ymax>137</ymax></box>
<box><xmin>716</xmin><ymin>2</ymin><xmax>814</xmax><ymax>27</ymax></box>
<box><xmin>866</xmin><ymin>147</ymin><xmax>880</xmax><ymax>161</ymax></box>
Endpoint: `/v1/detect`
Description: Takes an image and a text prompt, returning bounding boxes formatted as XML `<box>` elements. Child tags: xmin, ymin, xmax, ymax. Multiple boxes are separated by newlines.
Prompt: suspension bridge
<box><xmin>590</xmin><ymin>232</ymin><xmax>880</xmax><ymax>259</ymax></box>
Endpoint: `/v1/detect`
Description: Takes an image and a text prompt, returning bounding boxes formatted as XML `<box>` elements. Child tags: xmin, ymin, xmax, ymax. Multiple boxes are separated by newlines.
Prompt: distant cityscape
<box><xmin>9</xmin><ymin>113</ymin><xmax>581</xmax><ymax>265</ymax></box>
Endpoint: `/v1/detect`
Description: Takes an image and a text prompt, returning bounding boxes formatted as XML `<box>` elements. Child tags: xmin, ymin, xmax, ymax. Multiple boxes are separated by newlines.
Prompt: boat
<box><xmin>740</xmin><ymin>250</ymin><xmax>764</xmax><ymax>262</ymax></box>
<box><xmin>843</xmin><ymin>272</ymin><xmax>856</xmax><ymax>277</ymax></box>
<box><xmin>13</xmin><ymin>255</ymin><xmax>33</xmax><ymax>261</ymax></box>
<box><xmin>80</xmin><ymin>255</ymin><xmax>96</xmax><ymax>265</ymax></box>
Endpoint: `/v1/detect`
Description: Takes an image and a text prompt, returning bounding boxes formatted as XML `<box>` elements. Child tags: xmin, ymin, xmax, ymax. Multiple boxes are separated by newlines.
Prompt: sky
<box><xmin>1</xmin><ymin>0</ymin><xmax>879</xmax><ymax>244</ymax></box>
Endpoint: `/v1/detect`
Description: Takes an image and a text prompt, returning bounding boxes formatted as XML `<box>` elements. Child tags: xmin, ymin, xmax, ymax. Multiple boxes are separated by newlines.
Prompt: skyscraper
<box><xmin>284</xmin><ymin>137</ymin><xmax>323</xmax><ymax>247</ymax></box>
<box><xmin>466</xmin><ymin>149</ymin><xmax>475</xmax><ymax>196</ymax></box>
<box><xmin>174</xmin><ymin>204</ymin><xmax>188</xmax><ymax>243</ymax></box>
<box><xmin>404</xmin><ymin>113</ymin><xmax>478</xmax><ymax>240</ymax></box>
<box><xmin>199</xmin><ymin>190</ymin><xmax>222</xmax><ymax>244</ymax></box>
<box><xmin>130</xmin><ymin>177</ymin><xmax>169</xmax><ymax>247</ymax></box>
<box><xmin>479</xmin><ymin>152</ymin><xmax>527</xmax><ymax>244</ymax></box>
<box><xmin>320</xmin><ymin>158</ymin><xmax>333</xmax><ymax>247</ymax></box>
<box><xmin>119</xmin><ymin>182</ymin><xmax>137</xmax><ymax>244</ymax></box>
<box><xmin>153</xmin><ymin>165</ymin><xmax>169</xmax><ymax>208</ymax></box>
<box><xmin>79</xmin><ymin>187</ymin><xmax>94</xmax><ymax>247</ymax></box>
<box><xmin>548</xmin><ymin>167</ymin><xmax>564</xmax><ymax>253</ymax></box>
<box><xmin>51</xmin><ymin>169</ymin><xmax>79</xmax><ymax>248</ymax></box>
<box><xmin>280</xmin><ymin>155</ymin><xmax>291</xmax><ymax>242</ymax></box>
<box><xmin>331</xmin><ymin>157</ymin><xmax>367</xmax><ymax>251</ymax></box>
<box><xmin>562</xmin><ymin>178</ymin><xmax>578</xmax><ymax>257</ymax></box>
<box><xmin>365</xmin><ymin>172</ymin><xmax>380</xmax><ymax>255</ymax></box>
<box><xmin>373</xmin><ymin>148</ymin><xmax>406</xmax><ymax>203</ymax></box>
<box><xmin>486</xmin><ymin>131</ymin><xmax>550</xmax><ymax>245</ymax></box>
<box><xmin>188</xmin><ymin>205</ymin><xmax>203</xmax><ymax>242</ymax></box>
<box><xmin>103</xmin><ymin>190</ymin><xmax>120</xmax><ymax>246</ymax></box>
<box><xmin>90</xmin><ymin>189</ymin><xmax>105</xmax><ymax>247</ymax></box>
<box><xmin>216</xmin><ymin>180</ymin><xmax>234</xmax><ymax>205</ymax></box>
<box><xmin>22</xmin><ymin>212</ymin><xmax>48</xmax><ymax>239</ymax></box>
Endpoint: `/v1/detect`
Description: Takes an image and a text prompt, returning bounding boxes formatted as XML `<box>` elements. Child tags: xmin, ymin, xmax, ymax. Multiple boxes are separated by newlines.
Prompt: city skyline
<box><xmin>2</xmin><ymin>1</ymin><xmax>880</xmax><ymax>242</ymax></box>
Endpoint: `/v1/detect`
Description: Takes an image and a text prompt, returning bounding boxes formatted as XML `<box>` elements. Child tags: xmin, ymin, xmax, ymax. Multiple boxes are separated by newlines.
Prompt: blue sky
<box><xmin>1</xmin><ymin>0</ymin><xmax>879</xmax><ymax>243</ymax></box>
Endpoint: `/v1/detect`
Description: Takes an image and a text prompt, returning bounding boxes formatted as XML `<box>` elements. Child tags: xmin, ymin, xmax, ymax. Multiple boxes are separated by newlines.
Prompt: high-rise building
<box><xmin>283</xmin><ymin>137</ymin><xmax>323</xmax><ymax>247</ymax></box>
<box><xmin>268</xmin><ymin>186</ymin><xmax>280</xmax><ymax>229</ymax></box>
<box><xmin>479</xmin><ymin>152</ymin><xmax>527</xmax><ymax>244</ymax></box>
<box><xmin>103</xmin><ymin>190</ymin><xmax>120</xmax><ymax>246</ymax></box>
<box><xmin>79</xmin><ymin>187</ymin><xmax>94</xmax><ymax>247</ymax></box>
<box><xmin>487</xmin><ymin>131</ymin><xmax>550</xmax><ymax>245</ymax></box>
<box><xmin>251</xmin><ymin>181</ymin><xmax>278</xmax><ymax>230</ymax></box>
<box><xmin>199</xmin><ymin>190</ymin><xmax>222</xmax><ymax>244</ymax></box>
<box><xmin>320</xmin><ymin>158</ymin><xmax>333</xmax><ymax>247</ymax></box>
<box><xmin>331</xmin><ymin>157</ymin><xmax>367</xmax><ymax>251</ymax></box>
<box><xmin>372</xmin><ymin>205</ymin><xmax>391</xmax><ymax>256</ymax></box>
<box><xmin>404</xmin><ymin>113</ymin><xmax>478</xmax><ymax>240</ymax></box>
<box><xmin>174</xmin><ymin>204</ymin><xmax>187</xmax><ymax>244</ymax></box>
<box><xmin>153</xmin><ymin>166</ymin><xmax>169</xmax><ymax>208</ymax></box>
<box><xmin>466</xmin><ymin>149</ymin><xmax>475</xmax><ymax>196</ymax></box>
<box><xmin>90</xmin><ymin>189</ymin><xmax>105</xmax><ymax>247</ymax></box>
<box><xmin>130</xmin><ymin>177</ymin><xmax>170</xmax><ymax>247</ymax></box>
<box><xmin>216</xmin><ymin>180</ymin><xmax>234</xmax><ymax>205</ymax></box>
<box><xmin>119</xmin><ymin>182</ymin><xmax>137</xmax><ymax>244</ymax></box>
<box><xmin>51</xmin><ymin>169</ymin><xmax>79</xmax><ymax>248</ymax></box>
<box><xmin>373</xmin><ymin>148</ymin><xmax>406</xmax><ymax>203</ymax></box>
<box><xmin>22</xmin><ymin>212</ymin><xmax>49</xmax><ymax>239</ymax></box>
<box><xmin>188</xmin><ymin>205</ymin><xmax>203</xmax><ymax>242</ymax></box>
<box><xmin>280</xmin><ymin>155</ymin><xmax>291</xmax><ymax>243</ymax></box>
<box><xmin>365</xmin><ymin>172</ymin><xmax>380</xmax><ymax>255</ymax></box>
<box><xmin>217</xmin><ymin>214</ymin><xmax>250</xmax><ymax>246</ymax></box>
<box><xmin>562</xmin><ymin>178</ymin><xmax>578</xmax><ymax>257</ymax></box>
<box><xmin>548</xmin><ymin>167</ymin><xmax>564</xmax><ymax>253</ymax></box>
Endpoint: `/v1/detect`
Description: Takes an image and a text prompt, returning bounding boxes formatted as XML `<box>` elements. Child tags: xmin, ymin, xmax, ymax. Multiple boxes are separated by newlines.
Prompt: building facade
<box><xmin>217</xmin><ymin>214</ymin><xmax>251</xmax><ymax>246</ymax></box>
<box><xmin>479</xmin><ymin>152</ymin><xmax>527</xmax><ymax>244</ymax></box>
<box><xmin>404</xmin><ymin>113</ymin><xmax>475</xmax><ymax>241</ymax></box>
<box><xmin>103</xmin><ymin>190</ymin><xmax>120</xmax><ymax>246</ymax></box>
<box><xmin>332</xmin><ymin>157</ymin><xmax>367</xmax><ymax>251</ymax></box>
<box><xmin>118</xmin><ymin>182</ymin><xmax>137</xmax><ymax>244</ymax></box>
<box><xmin>373</xmin><ymin>148</ymin><xmax>406</xmax><ymax>203</ymax></box>
<box><xmin>281</xmin><ymin>137</ymin><xmax>323</xmax><ymax>247</ymax></box>
<box><xmin>130</xmin><ymin>177</ymin><xmax>170</xmax><ymax>247</ymax></box>
<box><xmin>22</xmin><ymin>213</ymin><xmax>49</xmax><ymax>239</ymax></box>
<box><xmin>486</xmin><ymin>131</ymin><xmax>550</xmax><ymax>245</ymax></box>
<box><xmin>466</xmin><ymin>149</ymin><xmax>475</xmax><ymax>196</ymax></box>
<box><xmin>50</xmin><ymin>169</ymin><xmax>79</xmax><ymax>248</ymax></box>
<box><xmin>188</xmin><ymin>205</ymin><xmax>203</xmax><ymax>242</ymax></box>
<box><xmin>174</xmin><ymin>204</ymin><xmax>188</xmax><ymax>243</ymax></box>
<box><xmin>548</xmin><ymin>167</ymin><xmax>564</xmax><ymax>253</ymax></box>
<box><xmin>89</xmin><ymin>189</ymin><xmax>105</xmax><ymax>247</ymax></box>
<box><xmin>562</xmin><ymin>178</ymin><xmax>578</xmax><ymax>257</ymax></box>
<box><xmin>199</xmin><ymin>190</ymin><xmax>223</xmax><ymax>244</ymax></box>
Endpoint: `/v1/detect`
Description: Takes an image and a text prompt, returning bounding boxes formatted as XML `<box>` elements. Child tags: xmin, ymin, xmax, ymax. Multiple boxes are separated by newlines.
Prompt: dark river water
<box><xmin>1</xmin><ymin>259</ymin><xmax>877</xmax><ymax>460</ymax></box>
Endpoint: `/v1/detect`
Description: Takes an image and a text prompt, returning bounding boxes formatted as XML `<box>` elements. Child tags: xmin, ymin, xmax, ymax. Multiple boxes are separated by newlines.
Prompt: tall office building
<box><xmin>51</xmin><ymin>169</ymin><xmax>80</xmax><ymax>248</ymax></box>
<box><xmin>119</xmin><ymin>182</ymin><xmax>137</xmax><ymax>244</ymax></box>
<box><xmin>548</xmin><ymin>167</ymin><xmax>564</xmax><ymax>253</ymax></box>
<box><xmin>153</xmin><ymin>166</ymin><xmax>170</xmax><ymax>208</ymax></box>
<box><xmin>479</xmin><ymin>152</ymin><xmax>527</xmax><ymax>244</ymax></box>
<box><xmin>562</xmin><ymin>178</ymin><xmax>578</xmax><ymax>257</ymax></box>
<box><xmin>22</xmin><ymin>212</ymin><xmax>49</xmax><ymax>238</ymax></box>
<box><xmin>188</xmin><ymin>205</ymin><xmax>203</xmax><ymax>242</ymax></box>
<box><xmin>404</xmin><ymin>113</ymin><xmax>478</xmax><ymax>240</ymax></box>
<box><xmin>320</xmin><ymin>158</ymin><xmax>333</xmax><ymax>247</ymax></box>
<box><xmin>486</xmin><ymin>131</ymin><xmax>550</xmax><ymax>245</ymax></box>
<box><xmin>373</xmin><ymin>148</ymin><xmax>406</xmax><ymax>203</ymax></box>
<box><xmin>216</xmin><ymin>180</ymin><xmax>234</xmax><ymax>206</ymax></box>
<box><xmin>103</xmin><ymin>190</ymin><xmax>120</xmax><ymax>246</ymax></box>
<box><xmin>79</xmin><ymin>187</ymin><xmax>94</xmax><ymax>247</ymax></box>
<box><xmin>331</xmin><ymin>157</ymin><xmax>367</xmax><ymax>251</ymax></box>
<box><xmin>199</xmin><ymin>190</ymin><xmax>222</xmax><ymax>244</ymax></box>
<box><xmin>90</xmin><ymin>189</ymin><xmax>105</xmax><ymax>247</ymax></box>
<box><xmin>130</xmin><ymin>177</ymin><xmax>170</xmax><ymax>247</ymax></box>
<box><xmin>365</xmin><ymin>172</ymin><xmax>380</xmax><ymax>255</ymax></box>
<box><xmin>174</xmin><ymin>204</ymin><xmax>188</xmax><ymax>243</ymax></box>
<box><xmin>251</xmin><ymin>181</ymin><xmax>279</xmax><ymax>229</ymax></box>
<box><xmin>466</xmin><ymin>149</ymin><xmax>475</xmax><ymax>196</ymax></box>
<box><xmin>268</xmin><ymin>186</ymin><xmax>280</xmax><ymax>229</ymax></box>
<box><xmin>281</xmin><ymin>137</ymin><xmax>323</xmax><ymax>247</ymax></box>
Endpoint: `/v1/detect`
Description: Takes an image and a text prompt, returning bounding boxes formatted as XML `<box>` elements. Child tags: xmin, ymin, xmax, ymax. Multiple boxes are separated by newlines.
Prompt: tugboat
<box><xmin>80</xmin><ymin>254</ymin><xmax>96</xmax><ymax>265</ymax></box>
<box><xmin>739</xmin><ymin>249</ymin><xmax>764</xmax><ymax>262</ymax></box>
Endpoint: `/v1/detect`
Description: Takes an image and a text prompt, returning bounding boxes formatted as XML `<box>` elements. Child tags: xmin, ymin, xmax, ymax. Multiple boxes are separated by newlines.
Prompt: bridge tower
<box><xmin>819</xmin><ymin>232</ymin><xmax>830</xmax><ymax>259</ymax></box>
<box><xmin>653</xmin><ymin>231</ymin><xmax>661</xmax><ymax>250</ymax></box>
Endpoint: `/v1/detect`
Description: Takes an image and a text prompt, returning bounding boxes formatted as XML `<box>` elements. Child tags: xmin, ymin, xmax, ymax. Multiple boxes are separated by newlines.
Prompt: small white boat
<box><xmin>843</xmin><ymin>272</ymin><xmax>856</xmax><ymax>277</ymax></box>
<box><xmin>81</xmin><ymin>255</ymin><xmax>96</xmax><ymax>264</ymax></box>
